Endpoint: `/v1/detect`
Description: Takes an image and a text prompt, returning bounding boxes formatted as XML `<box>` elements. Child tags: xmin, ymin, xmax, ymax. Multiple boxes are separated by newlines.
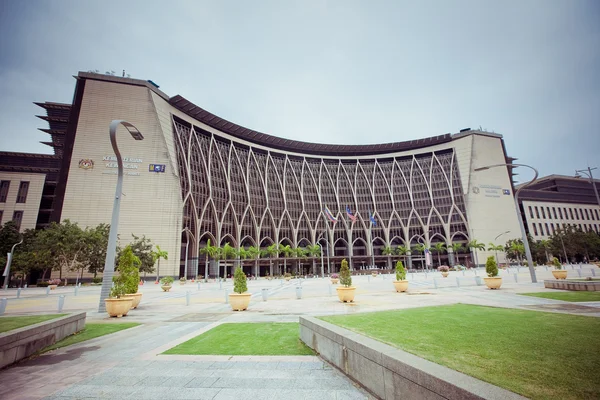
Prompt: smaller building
<box><xmin>519</xmin><ymin>174</ymin><xmax>600</xmax><ymax>240</ymax></box>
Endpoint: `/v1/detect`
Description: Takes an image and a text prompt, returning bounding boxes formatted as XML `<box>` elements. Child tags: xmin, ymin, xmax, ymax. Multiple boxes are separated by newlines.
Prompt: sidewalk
<box><xmin>0</xmin><ymin>265</ymin><xmax>598</xmax><ymax>399</ymax></box>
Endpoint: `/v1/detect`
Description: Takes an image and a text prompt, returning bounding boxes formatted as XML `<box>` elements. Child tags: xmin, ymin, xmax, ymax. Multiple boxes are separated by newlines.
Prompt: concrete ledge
<box><xmin>300</xmin><ymin>316</ymin><xmax>526</xmax><ymax>400</ymax></box>
<box><xmin>0</xmin><ymin>312</ymin><xmax>86</xmax><ymax>369</ymax></box>
<box><xmin>544</xmin><ymin>280</ymin><xmax>600</xmax><ymax>291</ymax></box>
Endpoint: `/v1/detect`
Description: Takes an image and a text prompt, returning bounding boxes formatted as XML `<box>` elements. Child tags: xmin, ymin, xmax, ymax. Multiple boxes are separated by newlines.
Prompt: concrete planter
<box><xmin>161</xmin><ymin>285</ymin><xmax>172</xmax><ymax>292</ymax></box>
<box><xmin>393</xmin><ymin>280</ymin><xmax>409</xmax><ymax>292</ymax></box>
<box><xmin>122</xmin><ymin>292</ymin><xmax>143</xmax><ymax>309</ymax></box>
<box><xmin>105</xmin><ymin>298</ymin><xmax>133</xmax><ymax>318</ymax></box>
<box><xmin>229</xmin><ymin>292</ymin><xmax>251</xmax><ymax>311</ymax></box>
<box><xmin>551</xmin><ymin>270</ymin><xmax>567</xmax><ymax>280</ymax></box>
<box><xmin>336</xmin><ymin>286</ymin><xmax>356</xmax><ymax>302</ymax></box>
<box><xmin>330</xmin><ymin>278</ymin><xmax>339</xmax><ymax>284</ymax></box>
<box><xmin>484</xmin><ymin>277</ymin><xmax>503</xmax><ymax>289</ymax></box>
<box><xmin>441</xmin><ymin>272</ymin><xmax>449</xmax><ymax>278</ymax></box>
<box><xmin>49</xmin><ymin>285</ymin><xmax>58</xmax><ymax>290</ymax></box>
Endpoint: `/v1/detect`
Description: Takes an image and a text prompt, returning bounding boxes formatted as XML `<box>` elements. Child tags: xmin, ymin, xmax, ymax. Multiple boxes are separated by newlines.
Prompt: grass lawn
<box><xmin>0</xmin><ymin>314</ymin><xmax>66</xmax><ymax>333</ymax></box>
<box><xmin>163</xmin><ymin>323</ymin><xmax>314</xmax><ymax>356</ymax></box>
<box><xmin>320</xmin><ymin>304</ymin><xmax>600</xmax><ymax>400</ymax></box>
<box><xmin>520</xmin><ymin>291</ymin><xmax>600</xmax><ymax>302</ymax></box>
<box><xmin>42</xmin><ymin>323</ymin><xmax>140</xmax><ymax>352</ymax></box>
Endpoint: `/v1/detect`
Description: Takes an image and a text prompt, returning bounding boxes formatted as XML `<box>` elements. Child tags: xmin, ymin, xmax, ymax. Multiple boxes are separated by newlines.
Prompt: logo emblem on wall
<box><xmin>472</xmin><ymin>186</ymin><xmax>480</xmax><ymax>194</ymax></box>
<box><xmin>79</xmin><ymin>159</ymin><xmax>94</xmax><ymax>169</ymax></box>
<box><xmin>149</xmin><ymin>164</ymin><xmax>166</xmax><ymax>173</ymax></box>
<box><xmin>503</xmin><ymin>189</ymin><xmax>511</xmax><ymax>195</ymax></box>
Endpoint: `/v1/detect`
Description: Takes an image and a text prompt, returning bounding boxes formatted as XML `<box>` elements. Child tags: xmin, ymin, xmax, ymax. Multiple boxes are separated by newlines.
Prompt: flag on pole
<box><xmin>369</xmin><ymin>211</ymin><xmax>377</xmax><ymax>226</ymax></box>
<box><xmin>346</xmin><ymin>206</ymin><xmax>357</xmax><ymax>222</ymax></box>
<box><xmin>324</xmin><ymin>205</ymin><xmax>337</xmax><ymax>222</ymax></box>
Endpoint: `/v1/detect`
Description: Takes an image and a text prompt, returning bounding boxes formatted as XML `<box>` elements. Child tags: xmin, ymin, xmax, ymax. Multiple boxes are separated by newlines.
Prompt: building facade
<box><xmin>6</xmin><ymin>72</ymin><xmax>524</xmax><ymax>278</ymax></box>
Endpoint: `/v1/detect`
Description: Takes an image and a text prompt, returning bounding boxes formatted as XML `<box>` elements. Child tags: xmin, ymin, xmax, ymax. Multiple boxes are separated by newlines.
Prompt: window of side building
<box><xmin>595</xmin><ymin>209</ymin><xmax>600</xmax><ymax>220</ymax></box>
<box><xmin>12</xmin><ymin>211</ymin><xmax>23</xmax><ymax>230</ymax></box>
<box><xmin>558</xmin><ymin>208</ymin><xmax>563</xmax><ymax>219</ymax></box>
<box><xmin>0</xmin><ymin>180</ymin><xmax>10</xmax><ymax>202</ymax></box>
<box><xmin>541</xmin><ymin>207</ymin><xmax>546</xmax><ymax>219</ymax></box>
<box><xmin>584</xmin><ymin>209</ymin><xmax>590</xmax><ymax>220</ymax></box>
<box><xmin>16</xmin><ymin>181</ymin><xmax>29</xmax><ymax>203</ymax></box>
<box><xmin>529</xmin><ymin>206</ymin><xmax>534</xmax><ymax>219</ymax></box>
<box><xmin>535</xmin><ymin>206</ymin><xmax>540</xmax><ymax>218</ymax></box>
<box><xmin>545</xmin><ymin>223</ymin><xmax>550</xmax><ymax>236</ymax></box>
<box><xmin>552</xmin><ymin>207</ymin><xmax>557</xmax><ymax>219</ymax></box>
<box><xmin>0</xmin><ymin>210</ymin><xmax>3</xmax><ymax>224</ymax></box>
<box><xmin>539</xmin><ymin>223</ymin><xmax>545</xmax><ymax>236</ymax></box>
<box><xmin>533</xmin><ymin>223</ymin><xmax>538</xmax><ymax>236</ymax></box>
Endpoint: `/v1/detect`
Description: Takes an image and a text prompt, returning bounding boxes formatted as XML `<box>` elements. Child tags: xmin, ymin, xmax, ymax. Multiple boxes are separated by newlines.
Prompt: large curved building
<box><xmin>34</xmin><ymin>72</ymin><xmax>522</xmax><ymax>278</ymax></box>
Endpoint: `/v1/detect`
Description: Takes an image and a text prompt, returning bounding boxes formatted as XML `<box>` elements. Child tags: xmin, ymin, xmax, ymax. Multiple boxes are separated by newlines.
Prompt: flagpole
<box><xmin>370</xmin><ymin>222</ymin><xmax>375</xmax><ymax>268</ymax></box>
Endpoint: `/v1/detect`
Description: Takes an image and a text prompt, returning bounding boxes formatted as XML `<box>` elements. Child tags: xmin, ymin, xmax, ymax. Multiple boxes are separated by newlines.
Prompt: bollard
<box><xmin>462</xmin><ymin>270</ymin><xmax>465</xmax><ymax>276</ymax></box>
<box><xmin>296</xmin><ymin>286</ymin><xmax>302</xmax><ymax>299</ymax></box>
<box><xmin>0</xmin><ymin>298</ymin><xmax>7</xmax><ymax>315</ymax></box>
<box><xmin>262</xmin><ymin>288</ymin><xmax>268</xmax><ymax>301</ymax></box>
<box><xmin>328</xmin><ymin>284</ymin><xmax>332</xmax><ymax>296</ymax></box>
<box><xmin>577</xmin><ymin>270</ymin><xmax>582</xmax><ymax>278</ymax></box>
<box><xmin>579</xmin><ymin>264</ymin><xmax>582</xmax><ymax>270</ymax></box>
<box><xmin>24</xmin><ymin>284</ymin><xmax>27</xmax><ymax>289</ymax></box>
<box><xmin>58</xmin><ymin>295</ymin><xmax>65</xmax><ymax>312</ymax></box>
<box><xmin>475</xmin><ymin>276</ymin><xmax>483</xmax><ymax>286</ymax></box>
<box><xmin>545</xmin><ymin>266</ymin><xmax>548</xmax><ymax>271</ymax></box>
<box><xmin>411</xmin><ymin>273</ymin><xmax>415</xmax><ymax>280</ymax></box>
<box><xmin>186</xmin><ymin>291</ymin><xmax>190</xmax><ymax>306</ymax></box>
<box><xmin>224</xmin><ymin>289</ymin><xmax>229</xmax><ymax>304</ymax></box>
<box><xmin>368</xmin><ymin>276</ymin><xmax>370</xmax><ymax>283</ymax></box>
<box><xmin>74</xmin><ymin>286</ymin><xmax>78</xmax><ymax>296</ymax></box>
<box><xmin>17</xmin><ymin>288</ymin><xmax>21</xmax><ymax>299</ymax></box>
<box><xmin>474</xmin><ymin>269</ymin><xmax>478</xmax><ymax>276</ymax></box>
<box><xmin>197</xmin><ymin>282</ymin><xmax>201</xmax><ymax>291</ymax></box>
<box><xmin>46</xmin><ymin>287</ymin><xmax>50</xmax><ymax>296</ymax></box>
<box><xmin>514</xmin><ymin>273</ymin><xmax>518</xmax><ymax>283</ymax></box>
<box><xmin>425</xmin><ymin>273</ymin><xmax>428</xmax><ymax>279</ymax></box>
<box><xmin>456</xmin><ymin>277</ymin><xmax>460</xmax><ymax>288</ymax></box>
<box><xmin>592</xmin><ymin>269</ymin><xmax>596</xmax><ymax>277</ymax></box>
<box><xmin>78</xmin><ymin>282</ymin><xmax>81</xmax><ymax>287</ymax></box>
<box><xmin>219</xmin><ymin>280</ymin><xmax>222</xmax><ymax>290</ymax></box>
<box><xmin>433</xmin><ymin>278</ymin><xmax>438</xmax><ymax>289</ymax></box>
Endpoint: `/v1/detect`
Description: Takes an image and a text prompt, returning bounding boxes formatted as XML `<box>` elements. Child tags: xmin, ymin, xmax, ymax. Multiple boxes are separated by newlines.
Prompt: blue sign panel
<box><xmin>503</xmin><ymin>189</ymin><xmax>511</xmax><ymax>195</ymax></box>
<box><xmin>149</xmin><ymin>164</ymin><xmax>166</xmax><ymax>173</ymax></box>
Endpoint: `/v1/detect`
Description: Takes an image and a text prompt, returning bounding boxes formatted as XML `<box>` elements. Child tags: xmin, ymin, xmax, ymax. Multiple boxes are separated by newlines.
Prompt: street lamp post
<box><xmin>575</xmin><ymin>167</ymin><xmax>600</xmax><ymax>209</ymax></box>
<box><xmin>3</xmin><ymin>239</ymin><xmax>23</xmax><ymax>290</ymax></box>
<box><xmin>474</xmin><ymin>163</ymin><xmax>538</xmax><ymax>283</ymax></box>
<box><xmin>98</xmin><ymin>120</ymin><xmax>144</xmax><ymax>313</ymax></box>
<box><xmin>182</xmin><ymin>228</ymin><xmax>195</xmax><ymax>280</ymax></box>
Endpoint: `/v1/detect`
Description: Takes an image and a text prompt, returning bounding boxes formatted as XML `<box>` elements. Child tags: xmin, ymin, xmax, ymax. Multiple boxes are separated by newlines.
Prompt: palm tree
<box><xmin>220</xmin><ymin>242</ymin><xmax>236</xmax><ymax>278</ymax></box>
<box><xmin>467</xmin><ymin>239</ymin><xmax>485</xmax><ymax>267</ymax></box>
<box><xmin>293</xmin><ymin>247</ymin><xmax>307</xmax><ymax>275</ymax></box>
<box><xmin>509</xmin><ymin>242</ymin><xmax>525</xmax><ymax>265</ymax></box>
<box><xmin>306</xmin><ymin>244</ymin><xmax>321</xmax><ymax>276</ymax></box>
<box><xmin>264</xmin><ymin>243</ymin><xmax>279</xmax><ymax>276</ymax></box>
<box><xmin>151</xmin><ymin>245</ymin><xmax>168</xmax><ymax>282</ymax></box>
<box><xmin>413</xmin><ymin>244</ymin><xmax>426</xmax><ymax>269</ymax></box>
<box><xmin>431</xmin><ymin>243</ymin><xmax>446</xmax><ymax>266</ymax></box>
<box><xmin>538</xmin><ymin>239</ymin><xmax>551</xmax><ymax>263</ymax></box>
<box><xmin>280</xmin><ymin>244</ymin><xmax>293</xmax><ymax>274</ymax></box>
<box><xmin>198</xmin><ymin>239</ymin><xmax>219</xmax><ymax>281</ymax></box>
<box><xmin>382</xmin><ymin>245</ymin><xmax>393</xmax><ymax>269</ymax></box>
<box><xmin>451</xmin><ymin>243</ymin><xmax>464</xmax><ymax>266</ymax></box>
<box><xmin>247</xmin><ymin>245</ymin><xmax>260</xmax><ymax>277</ymax></box>
<box><xmin>237</xmin><ymin>247</ymin><xmax>249</xmax><ymax>274</ymax></box>
<box><xmin>487</xmin><ymin>243</ymin><xmax>505</xmax><ymax>266</ymax></box>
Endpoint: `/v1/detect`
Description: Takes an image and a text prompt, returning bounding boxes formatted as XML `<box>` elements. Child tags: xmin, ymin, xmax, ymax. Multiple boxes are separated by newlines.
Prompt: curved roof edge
<box><xmin>170</xmin><ymin>95</ymin><xmax>453</xmax><ymax>157</ymax></box>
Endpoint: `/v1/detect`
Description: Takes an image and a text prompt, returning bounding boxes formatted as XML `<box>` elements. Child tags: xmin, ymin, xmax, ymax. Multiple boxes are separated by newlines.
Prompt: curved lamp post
<box><xmin>575</xmin><ymin>167</ymin><xmax>600</xmax><ymax>209</ymax></box>
<box><xmin>474</xmin><ymin>163</ymin><xmax>538</xmax><ymax>283</ymax></box>
<box><xmin>3</xmin><ymin>239</ymin><xmax>23</xmax><ymax>290</ymax></box>
<box><xmin>98</xmin><ymin>120</ymin><xmax>144</xmax><ymax>313</ymax></box>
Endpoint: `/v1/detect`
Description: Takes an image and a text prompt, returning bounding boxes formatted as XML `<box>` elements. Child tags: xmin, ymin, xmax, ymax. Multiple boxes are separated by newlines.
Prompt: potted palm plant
<box><xmin>483</xmin><ymin>256</ymin><xmax>502</xmax><ymax>289</ymax></box>
<box><xmin>336</xmin><ymin>259</ymin><xmax>356</xmax><ymax>302</ymax></box>
<box><xmin>160</xmin><ymin>276</ymin><xmax>174</xmax><ymax>291</ymax></box>
<box><xmin>229</xmin><ymin>266</ymin><xmax>251</xmax><ymax>311</ymax></box>
<box><xmin>551</xmin><ymin>257</ymin><xmax>567</xmax><ymax>279</ymax></box>
<box><xmin>393</xmin><ymin>260</ymin><xmax>408</xmax><ymax>292</ymax></box>
<box><xmin>105</xmin><ymin>281</ymin><xmax>133</xmax><ymax>318</ymax></box>
<box><xmin>119</xmin><ymin>245</ymin><xmax>143</xmax><ymax>309</ymax></box>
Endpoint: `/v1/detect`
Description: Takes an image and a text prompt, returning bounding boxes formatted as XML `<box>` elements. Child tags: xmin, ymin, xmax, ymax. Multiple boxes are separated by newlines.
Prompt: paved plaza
<box><xmin>1</xmin><ymin>265</ymin><xmax>599</xmax><ymax>399</ymax></box>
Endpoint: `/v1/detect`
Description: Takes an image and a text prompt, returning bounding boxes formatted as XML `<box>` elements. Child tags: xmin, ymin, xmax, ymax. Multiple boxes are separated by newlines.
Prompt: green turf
<box><xmin>519</xmin><ymin>291</ymin><xmax>600</xmax><ymax>302</ymax></box>
<box><xmin>0</xmin><ymin>314</ymin><xmax>66</xmax><ymax>333</ymax></box>
<box><xmin>320</xmin><ymin>304</ymin><xmax>600</xmax><ymax>400</ymax></box>
<box><xmin>42</xmin><ymin>323</ymin><xmax>140</xmax><ymax>352</ymax></box>
<box><xmin>163</xmin><ymin>323</ymin><xmax>314</xmax><ymax>356</ymax></box>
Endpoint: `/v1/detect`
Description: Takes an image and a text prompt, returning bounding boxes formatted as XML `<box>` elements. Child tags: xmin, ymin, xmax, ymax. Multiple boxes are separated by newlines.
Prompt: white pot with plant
<box><xmin>393</xmin><ymin>261</ymin><xmax>408</xmax><ymax>292</ymax></box>
<box><xmin>179</xmin><ymin>277</ymin><xmax>187</xmax><ymax>285</ymax></box>
<box><xmin>119</xmin><ymin>246</ymin><xmax>143</xmax><ymax>309</ymax></box>
<box><xmin>336</xmin><ymin>259</ymin><xmax>356</xmax><ymax>302</ymax></box>
<box><xmin>229</xmin><ymin>266</ymin><xmax>251</xmax><ymax>311</ymax></box>
<box><xmin>48</xmin><ymin>278</ymin><xmax>61</xmax><ymax>290</ymax></box>
<box><xmin>551</xmin><ymin>257</ymin><xmax>567</xmax><ymax>280</ymax></box>
<box><xmin>330</xmin><ymin>273</ymin><xmax>339</xmax><ymax>284</ymax></box>
<box><xmin>483</xmin><ymin>256</ymin><xmax>502</xmax><ymax>289</ymax></box>
<box><xmin>105</xmin><ymin>281</ymin><xmax>133</xmax><ymax>318</ymax></box>
<box><xmin>160</xmin><ymin>276</ymin><xmax>174</xmax><ymax>292</ymax></box>
<box><xmin>438</xmin><ymin>265</ymin><xmax>450</xmax><ymax>277</ymax></box>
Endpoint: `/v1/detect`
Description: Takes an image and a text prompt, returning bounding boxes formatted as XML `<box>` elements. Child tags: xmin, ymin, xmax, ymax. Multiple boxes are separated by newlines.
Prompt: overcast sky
<box><xmin>0</xmin><ymin>0</ymin><xmax>598</xmax><ymax>182</ymax></box>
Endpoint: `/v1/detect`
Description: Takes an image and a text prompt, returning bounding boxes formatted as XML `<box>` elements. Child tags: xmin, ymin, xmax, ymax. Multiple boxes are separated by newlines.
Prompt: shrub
<box><xmin>110</xmin><ymin>281</ymin><xmax>126</xmax><ymax>299</ymax></box>
<box><xmin>284</xmin><ymin>272</ymin><xmax>291</xmax><ymax>278</ymax></box>
<box><xmin>331</xmin><ymin>273</ymin><xmax>339</xmax><ymax>279</ymax></box>
<box><xmin>395</xmin><ymin>261</ymin><xmax>407</xmax><ymax>281</ymax></box>
<box><xmin>180</xmin><ymin>277</ymin><xmax>187</xmax><ymax>282</ymax></box>
<box><xmin>340</xmin><ymin>259</ymin><xmax>352</xmax><ymax>287</ymax></box>
<box><xmin>115</xmin><ymin>245</ymin><xmax>140</xmax><ymax>294</ymax></box>
<box><xmin>37</xmin><ymin>281</ymin><xmax>50</xmax><ymax>287</ymax></box>
<box><xmin>437</xmin><ymin>265</ymin><xmax>450</xmax><ymax>273</ymax></box>
<box><xmin>92</xmin><ymin>277</ymin><xmax>102</xmax><ymax>284</ymax></box>
<box><xmin>160</xmin><ymin>276</ymin><xmax>174</xmax><ymax>285</ymax></box>
<box><xmin>552</xmin><ymin>257</ymin><xmax>562</xmax><ymax>270</ymax></box>
<box><xmin>485</xmin><ymin>256</ymin><xmax>499</xmax><ymax>277</ymax></box>
<box><xmin>233</xmin><ymin>266</ymin><xmax>248</xmax><ymax>294</ymax></box>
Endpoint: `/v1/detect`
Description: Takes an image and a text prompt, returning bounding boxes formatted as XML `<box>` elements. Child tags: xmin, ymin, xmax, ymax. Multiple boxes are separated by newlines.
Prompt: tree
<box><xmin>413</xmin><ymin>243</ymin><xmax>426</xmax><ymax>269</ymax></box>
<box><xmin>306</xmin><ymin>244</ymin><xmax>321</xmax><ymax>276</ymax></box>
<box><xmin>126</xmin><ymin>235</ymin><xmax>156</xmax><ymax>276</ymax></box>
<box><xmin>467</xmin><ymin>239</ymin><xmax>485</xmax><ymax>267</ymax></box>
<box><xmin>41</xmin><ymin>220</ymin><xmax>87</xmax><ymax>280</ymax></box>
<box><xmin>506</xmin><ymin>240</ymin><xmax>525</xmax><ymax>265</ymax></box>
<box><xmin>84</xmin><ymin>223</ymin><xmax>110</xmax><ymax>278</ymax></box>
<box><xmin>339</xmin><ymin>259</ymin><xmax>352</xmax><ymax>287</ymax></box>
<box><xmin>537</xmin><ymin>239</ymin><xmax>552</xmax><ymax>263</ymax></box>
<box><xmin>485</xmin><ymin>256</ymin><xmax>499</xmax><ymax>277</ymax></box>
<box><xmin>246</xmin><ymin>245</ymin><xmax>260</xmax><ymax>277</ymax></box>
<box><xmin>292</xmin><ymin>246</ymin><xmax>307</xmax><ymax>275</ymax></box>
<box><xmin>451</xmin><ymin>243</ymin><xmax>464</xmax><ymax>265</ymax></box>
<box><xmin>382</xmin><ymin>246</ymin><xmax>393</xmax><ymax>269</ymax></box>
<box><xmin>151</xmin><ymin>245</ymin><xmax>168</xmax><ymax>281</ymax></box>
<box><xmin>7</xmin><ymin>228</ymin><xmax>38</xmax><ymax>286</ymax></box>
<box><xmin>199</xmin><ymin>239</ymin><xmax>219</xmax><ymax>280</ymax></box>
<box><xmin>236</xmin><ymin>247</ymin><xmax>249</xmax><ymax>272</ymax></box>
<box><xmin>0</xmin><ymin>221</ymin><xmax>21</xmax><ymax>270</ymax></box>
<box><xmin>220</xmin><ymin>242</ymin><xmax>236</xmax><ymax>278</ymax></box>
<box><xmin>487</xmin><ymin>243</ymin><xmax>505</xmax><ymax>266</ymax></box>
<box><xmin>263</xmin><ymin>243</ymin><xmax>279</xmax><ymax>276</ymax></box>
<box><xmin>116</xmin><ymin>245</ymin><xmax>140</xmax><ymax>294</ymax></box>
<box><xmin>279</xmin><ymin>244</ymin><xmax>293</xmax><ymax>274</ymax></box>
<box><xmin>431</xmin><ymin>243</ymin><xmax>446</xmax><ymax>266</ymax></box>
<box><xmin>395</xmin><ymin>260</ymin><xmax>406</xmax><ymax>281</ymax></box>
<box><xmin>233</xmin><ymin>266</ymin><xmax>248</xmax><ymax>294</ymax></box>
